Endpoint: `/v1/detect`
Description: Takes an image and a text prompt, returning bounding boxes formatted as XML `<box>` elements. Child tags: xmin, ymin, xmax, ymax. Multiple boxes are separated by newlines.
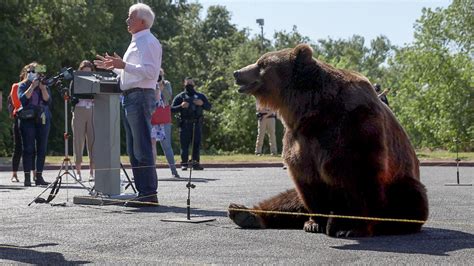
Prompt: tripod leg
<box><xmin>121</xmin><ymin>163</ymin><xmax>136</xmax><ymax>193</ymax></box>
<box><xmin>28</xmin><ymin>175</ymin><xmax>62</xmax><ymax>206</ymax></box>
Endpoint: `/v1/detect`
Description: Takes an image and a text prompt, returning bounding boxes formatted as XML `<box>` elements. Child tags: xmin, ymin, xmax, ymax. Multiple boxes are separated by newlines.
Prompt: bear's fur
<box><xmin>229</xmin><ymin>44</ymin><xmax>428</xmax><ymax>237</ymax></box>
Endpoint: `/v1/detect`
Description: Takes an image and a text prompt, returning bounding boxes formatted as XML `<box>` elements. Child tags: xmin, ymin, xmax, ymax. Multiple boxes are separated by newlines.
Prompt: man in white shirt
<box><xmin>94</xmin><ymin>3</ymin><xmax>161</xmax><ymax>207</ymax></box>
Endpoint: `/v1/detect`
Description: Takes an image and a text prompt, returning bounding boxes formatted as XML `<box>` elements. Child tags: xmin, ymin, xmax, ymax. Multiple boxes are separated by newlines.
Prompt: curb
<box><xmin>0</xmin><ymin>161</ymin><xmax>473</xmax><ymax>172</ymax></box>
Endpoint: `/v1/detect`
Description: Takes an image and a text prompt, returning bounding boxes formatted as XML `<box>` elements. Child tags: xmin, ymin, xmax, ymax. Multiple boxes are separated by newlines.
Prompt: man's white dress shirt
<box><xmin>114</xmin><ymin>29</ymin><xmax>162</xmax><ymax>91</ymax></box>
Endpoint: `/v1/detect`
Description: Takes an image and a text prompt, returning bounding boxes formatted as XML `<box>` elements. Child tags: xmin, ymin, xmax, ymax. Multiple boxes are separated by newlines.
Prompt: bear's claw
<box><xmin>228</xmin><ymin>203</ymin><xmax>263</xmax><ymax>229</ymax></box>
<box><xmin>303</xmin><ymin>219</ymin><xmax>323</xmax><ymax>233</ymax></box>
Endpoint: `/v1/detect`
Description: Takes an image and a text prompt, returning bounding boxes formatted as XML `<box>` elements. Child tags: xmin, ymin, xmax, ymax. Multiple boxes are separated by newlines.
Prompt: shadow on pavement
<box><xmin>332</xmin><ymin>227</ymin><xmax>474</xmax><ymax>256</ymax></box>
<box><xmin>158</xmin><ymin>177</ymin><xmax>219</xmax><ymax>183</ymax></box>
<box><xmin>0</xmin><ymin>185</ymin><xmax>27</xmax><ymax>191</ymax></box>
<box><xmin>128</xmin><ymin>204</ymin><xmax>227</xmax><ymax>217</ymax></box>
<box><xmin>0</xmin><ymin>243</ymin><xmax>90</xmax><ymax>264</ymax></box>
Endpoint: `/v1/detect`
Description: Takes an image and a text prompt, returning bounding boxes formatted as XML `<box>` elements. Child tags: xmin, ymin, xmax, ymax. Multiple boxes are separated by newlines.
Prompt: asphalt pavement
<box><xmin>0</xmin><ymin>166</ymin><xmax>473</xmax><ymax>264</ymax></box>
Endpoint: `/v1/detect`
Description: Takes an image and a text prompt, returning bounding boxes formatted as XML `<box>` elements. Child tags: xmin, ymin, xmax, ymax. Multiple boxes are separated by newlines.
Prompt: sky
<box><xmin>195</xmin><ymin>0</ymin><xmax>451</xmax><ymax>47</ymax></box>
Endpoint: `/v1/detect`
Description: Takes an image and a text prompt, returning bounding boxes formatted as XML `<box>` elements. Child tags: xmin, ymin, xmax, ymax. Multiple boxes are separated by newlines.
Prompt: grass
<box><xmin>1</xmin><ymin>150</ymin><xmax>473</xmax><ymax>165</ymax></box>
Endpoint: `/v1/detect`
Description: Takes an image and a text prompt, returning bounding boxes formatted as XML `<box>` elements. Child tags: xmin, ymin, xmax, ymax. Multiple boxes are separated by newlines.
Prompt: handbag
<box><xmin>17</xmin><ymin>106</ymin><xmax>38</xmax><ymax>120</ymax></box>
<box><xmin>151</xmin><ymin>105</ymin><xmax>171</xmax><ymax>125</ymax></box>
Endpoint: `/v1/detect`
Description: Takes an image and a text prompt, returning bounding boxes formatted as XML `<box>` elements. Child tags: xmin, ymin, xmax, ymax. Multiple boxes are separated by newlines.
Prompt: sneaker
<box><xmin>88</xmin><ymin>175</ymin><xmax>95</xmax><ymax>182</ymax></box>
<box><xmin>11</xmin><ymin>175</ymin><xmax>19</xmax><ymax>182</ymax></box>
<box><xmin>181</xmin><ymin>166</ymin><xmax>188</xmax><ymax>171</ymax></box>
<box><xmin>173</xmin><ymin>173</ymin><xmax>181</xmax><ymax>178</ymax></box>
<box><xmin>77</xmin><ymin>174</ymin><xmax>82</xmax><ymax>182</ymax></box>
<box><xmin>255</xmin><ymin>153</ymin><xmax>262</xmax><ymax>156</ymax></box>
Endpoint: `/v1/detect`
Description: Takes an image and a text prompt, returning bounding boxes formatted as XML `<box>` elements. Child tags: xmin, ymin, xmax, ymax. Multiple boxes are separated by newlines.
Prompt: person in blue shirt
<box><xmin>17</xmin><ymin>62</ymin><xmax>51</xmax><ymax>187</ymax></box>
<box><xmin>171</xmin><ymin>77</ymin><xmax>211</xmax><ymax>170</ymax></box>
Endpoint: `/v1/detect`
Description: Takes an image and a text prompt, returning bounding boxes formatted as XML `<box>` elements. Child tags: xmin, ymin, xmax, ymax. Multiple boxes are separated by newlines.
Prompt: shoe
<box><xmin>24</xmin><ymin>173</ymin><xmax>31</xmax><ymax>187</ymax></box>
<box><xmin>124</xmin><ymin>194</ymin><xmax>159</xmax><ymax>207</ymax></box>
<box><xmin>35</xmin><ymin>174</ymin><xmax>50</xmax><ymax>186</ymax></box>
<box><xmin>282</xmin><ymin>165</ymin><xmax>288</xmax><ymax>170</ymax></box>
<box><xmin>11</xmin><ymin>175</ymin><xmax>19</xmax><ymax>182</ymax></box>
<box><xmin>88</xmin><ymin>175</ymin><xmax>95</xmax><ymax>182</ymax></box>
<box><xmin>255</xmin><ymin>153</ymin><xmax>262</xmax><ymax>156</ymax></box>
<box><xmin>181</xmin><ymin>165</ymin><xmax>188</xmax><ymax>171</ymax></box>
<box><xmin>193</xmin><ymin>164</ymin><xmax>204</xmax><ymax>170</ymax></box>
<box><xmin>77</xmin><ymin>174</ymin><xmax>82</xmax><ymax>182</ymax></box>
<box><xmin>173</xmin><ymin>173</ymin><xmax>181</xmax><ymax>178</ymax></box>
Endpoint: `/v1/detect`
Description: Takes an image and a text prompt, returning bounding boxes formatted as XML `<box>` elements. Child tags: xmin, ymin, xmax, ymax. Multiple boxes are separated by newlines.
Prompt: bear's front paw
<box><xmin>228</xmin><ymin>203</ymin><xmax>263</xmax><ymax>229</ymax></box>
<box><xmin>303</xmin><ymin>219</ymin><xmax>323</xmax><ymax>233</ymax></box>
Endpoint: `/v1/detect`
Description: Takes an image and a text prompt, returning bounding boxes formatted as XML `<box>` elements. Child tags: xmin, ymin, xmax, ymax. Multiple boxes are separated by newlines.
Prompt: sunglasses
<box><xmin>27</xmin><ymin>70</ymin><xmax>36</xmax><ymax>73</ymax></box>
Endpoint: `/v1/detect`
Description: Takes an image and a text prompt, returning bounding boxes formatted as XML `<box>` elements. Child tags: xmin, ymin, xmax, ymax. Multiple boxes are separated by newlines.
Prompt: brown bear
<box><xmin>229</xmin><ymin>44</ymin><xmax>429</xmax><ymax>237</ymax></box>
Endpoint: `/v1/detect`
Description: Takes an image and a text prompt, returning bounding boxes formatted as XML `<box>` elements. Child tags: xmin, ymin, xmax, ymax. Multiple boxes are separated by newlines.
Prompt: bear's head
<box><xmin>234</xmin><ymin>44</ymin><xmax>377</xmax><ymax>129</ymax></box>
<box><xmin>234</xmin><ymin>44</ymin><xmax>332</xmax><ymax>126</ymax></box>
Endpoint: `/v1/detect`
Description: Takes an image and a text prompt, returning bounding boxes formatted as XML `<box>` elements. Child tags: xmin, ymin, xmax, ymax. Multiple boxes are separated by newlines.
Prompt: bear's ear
<box><xmin>293</xmin><ymin>43</ymin><xmax>313</xmax><ymax>64</ymax></box>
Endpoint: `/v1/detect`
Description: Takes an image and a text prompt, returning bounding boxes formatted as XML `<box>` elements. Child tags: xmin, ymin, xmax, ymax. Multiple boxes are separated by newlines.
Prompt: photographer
<box><xmin>17</xmin><ymin>62</ymin><xmax>51</xmax><ymax>186</ymax></box>
<box><xmin>171</xmin><ymin>77</ymin><xmax>211</xmax><ymax>171</ymax></box>
<box><xmin>8</xmin><ymin>66</ymin><xmax>36</xmax><ymax>182</ymax></box>
<box><xmin>255</xmin><ymin>99</ymin><xmax>278</xmax><ymax>156</ymax></box>
<box><xmin>71</xmin><ymin>60</ymin><xmax>95</xmax><ymax>182</ymax></box>
<box><xmin>374</xmin><ymin>83</ymin><xmax>390</xmax><ymax>107</ymax></box>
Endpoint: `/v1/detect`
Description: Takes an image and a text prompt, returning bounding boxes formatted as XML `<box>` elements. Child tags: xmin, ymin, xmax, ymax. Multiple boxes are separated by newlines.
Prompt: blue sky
<box><xmin>195</xmin><ymin>0</ymin><xmax>451</xmax><ymax>47</ymax></box>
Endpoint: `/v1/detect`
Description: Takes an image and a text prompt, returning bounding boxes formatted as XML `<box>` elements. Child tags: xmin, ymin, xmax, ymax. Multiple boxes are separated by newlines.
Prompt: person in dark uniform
<box><xmin>171</xmin><ymin>77</ymin><xmax>211</xmax><ymax>170</ymax></box>
<box><xmin>374</xmin><ymin>83</ymin><xmax>390</xmax><ymax>107</ymax></box>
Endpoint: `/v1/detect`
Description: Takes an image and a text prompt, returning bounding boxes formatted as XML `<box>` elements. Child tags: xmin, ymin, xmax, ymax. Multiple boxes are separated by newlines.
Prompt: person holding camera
<box><xmin>374</xmin><ymin>83</ymin><xmax>390</xmax><ymax>107</ymax></box>
<box><xmin>17</xmin><ymin>62</ymin><xmax>51</xmax><ymax>186</ymax></box>
<box><xmin>171</xmin><ymin>77</ymin><xmax>211</xmax><ymax>171</ymax></box>
<box><xmin>151</xmin><ymin>68</ymin><xmax>180</xmax><ymax>178</ymax></box>
<box><xmin>255</xmin><ymin>99</ymin><xmax>278</xmax><ymax>156</ymax></box>
<box><xmin>71</xmin><ymin>60</ymin><xmax>96</xmax><ymax>182</ymax></box>
<box><xmin>8</xmin><ymin>66</ymin><xmax>37</xmax><ymax>183</ymax></box>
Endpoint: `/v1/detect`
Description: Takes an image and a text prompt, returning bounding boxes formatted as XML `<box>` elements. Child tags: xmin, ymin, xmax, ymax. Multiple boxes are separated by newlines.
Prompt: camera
<box><xmin>158</xmin><ymin>75</ymin><xmax>162</xmax><ymax>82</ymax></box>
<box><xmin>43</xmin><ymin>67</ymin><xmax>74</xmax><ymax>86</ymax></box>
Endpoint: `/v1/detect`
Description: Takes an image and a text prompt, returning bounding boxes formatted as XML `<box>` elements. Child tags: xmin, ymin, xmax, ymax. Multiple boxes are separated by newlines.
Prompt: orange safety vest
<box><xmin>9</xmin><ymin>82</ymin><xmax>22</xmax><ymax>116</ymax></box>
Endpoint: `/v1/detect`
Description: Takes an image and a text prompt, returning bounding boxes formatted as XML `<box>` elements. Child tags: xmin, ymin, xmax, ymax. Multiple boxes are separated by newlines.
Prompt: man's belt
<box><xmin>122</xmin><ymin>87</ymin><xmax>154</xmax><ymax>96</ymax></box>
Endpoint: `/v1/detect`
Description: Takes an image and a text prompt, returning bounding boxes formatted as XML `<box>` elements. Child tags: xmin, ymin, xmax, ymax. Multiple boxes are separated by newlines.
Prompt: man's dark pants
<box><xmin>179</xmin><ymin>119</ymin><xmax>202</xmax><ymax>165</ymax></box>
<box><xmin>122</xmin><ymin>89</ymin><xmax>157</xmax><ymax>197</ymax></box>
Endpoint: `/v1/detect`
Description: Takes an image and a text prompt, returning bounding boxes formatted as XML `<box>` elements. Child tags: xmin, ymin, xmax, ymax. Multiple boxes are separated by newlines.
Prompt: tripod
<box><xmin>445</xmin><ymin>138</ymin><xmax>472</xmax><ymax>186</ymax></box>
<box><xmin>29</xmin><ymin>86</ymin><xmax>95</xmax><ymax>206</ymax></box>
<box><xmin>162</xmin><ymin>119</ymin><xmax>215</xmax><ymax>223</ymax></box>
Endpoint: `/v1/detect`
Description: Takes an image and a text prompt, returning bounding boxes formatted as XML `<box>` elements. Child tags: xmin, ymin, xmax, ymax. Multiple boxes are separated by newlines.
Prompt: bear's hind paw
<box><xmin>228</xmin><ymin>203</ymin><xmax>263</xmax><ymax>229</ymax></box>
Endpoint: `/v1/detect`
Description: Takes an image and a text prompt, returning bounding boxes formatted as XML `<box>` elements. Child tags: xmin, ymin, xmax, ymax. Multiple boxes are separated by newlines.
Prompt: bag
<box><xmin>151</xmin><ymin>105</ymin><xmax>171</xmax><ymax>125</ymax></box>
<box><xmin>17</xmin><ymin>106</ymin><xmax>42</xmax><ymax>120</ymax></box>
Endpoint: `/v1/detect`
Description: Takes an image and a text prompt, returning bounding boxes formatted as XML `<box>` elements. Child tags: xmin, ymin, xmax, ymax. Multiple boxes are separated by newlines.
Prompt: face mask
<box><xmin>185</xmin><ymin>84</ymin><xmax>196</xmax><ymax>95</ymax></box>
<box><xmin>27</xmin><ymin>72</ymin><xmax>37</xmax><ymax>82</ymax></box>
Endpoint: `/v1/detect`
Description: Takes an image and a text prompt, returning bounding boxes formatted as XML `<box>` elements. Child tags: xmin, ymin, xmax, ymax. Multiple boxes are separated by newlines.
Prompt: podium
<box><xmin>73</xmin><ymin>71</ymin><xmax>122</xmax><ymax>196</ymax></box>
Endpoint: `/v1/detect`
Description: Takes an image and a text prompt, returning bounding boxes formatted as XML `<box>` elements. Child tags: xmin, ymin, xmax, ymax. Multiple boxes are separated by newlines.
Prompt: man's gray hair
<box><xmin>129</xmin><ymin>3</ymin><xmax>155</xmax><ymax>28</ymax></box>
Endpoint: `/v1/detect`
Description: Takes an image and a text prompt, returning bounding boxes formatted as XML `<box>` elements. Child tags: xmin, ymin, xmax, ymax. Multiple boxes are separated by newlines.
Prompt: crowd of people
<box><xmin>3</xmin><ymin>3</ymin><xmax>391</xmax><ymax>206</ymax></box>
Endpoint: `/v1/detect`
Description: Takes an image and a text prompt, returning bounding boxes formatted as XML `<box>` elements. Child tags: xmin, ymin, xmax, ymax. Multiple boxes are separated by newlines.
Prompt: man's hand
<box><xmin>94</xmin><ymin>52</ymin><xmax>126</xmax><ymax>70</ymax></box>
<box><xmin>181</xmin><ymin>102</ymin><xmax>190</xmax><ymax>109</ymax></box>
<box><xmin>193</xmin><ymin>99</ymin><xmax>203</xmax><ymax>106</ymax></box>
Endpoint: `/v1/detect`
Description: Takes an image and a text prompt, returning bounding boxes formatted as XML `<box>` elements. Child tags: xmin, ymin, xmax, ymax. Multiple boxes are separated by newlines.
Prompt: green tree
<box><xmin>388</xmin><ymin>0</ymin><xmax>473</xmax><ymax>150</ymax></box>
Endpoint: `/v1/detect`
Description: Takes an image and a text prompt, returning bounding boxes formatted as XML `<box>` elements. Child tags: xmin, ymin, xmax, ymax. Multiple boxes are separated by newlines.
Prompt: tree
<box><xmin>388</xmin><ymin>0</ymin><xmax>473</xmax><ymax>150</ymax></box>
